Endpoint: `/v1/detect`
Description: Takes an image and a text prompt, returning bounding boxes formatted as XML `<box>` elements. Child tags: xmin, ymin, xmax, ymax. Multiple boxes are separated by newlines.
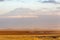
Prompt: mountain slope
<box><xmin>2</xmin><ymin>8</ymin><xmax>33</xmax><ymax>16</ymax></box>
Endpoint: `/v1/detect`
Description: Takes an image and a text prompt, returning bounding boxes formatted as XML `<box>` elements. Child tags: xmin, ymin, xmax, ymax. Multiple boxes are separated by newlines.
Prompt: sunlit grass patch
<box><xmin>0</xmin><ymin>35</ymin><xmax>60</xmax><ymax>40</ymax></box>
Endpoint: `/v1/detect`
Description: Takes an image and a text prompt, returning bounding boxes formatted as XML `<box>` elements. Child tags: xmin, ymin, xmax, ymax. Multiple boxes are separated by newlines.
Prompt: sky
<box><xmin>0</xmin><ymin>0</ymin><xmax>60</xmax><ymax>15</ymax></box>
<box><xmin>0</xmin><ymin>0</ymin><xmax>60</xmax><ymax>30</ymax></box>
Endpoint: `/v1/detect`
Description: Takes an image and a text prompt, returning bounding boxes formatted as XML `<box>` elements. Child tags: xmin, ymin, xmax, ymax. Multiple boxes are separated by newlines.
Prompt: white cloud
<box><xmin>0</xmin><ymin>0</ymin><xmax>60</xmax><ymax>15</ymax></box>
<box><xmin>0</xmin><ymin>15</ymin><xmax>38</xmax><ymax>18</ymax></box>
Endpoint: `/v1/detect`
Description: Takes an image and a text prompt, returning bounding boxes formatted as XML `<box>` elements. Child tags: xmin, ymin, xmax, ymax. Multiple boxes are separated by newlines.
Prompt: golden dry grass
<box><xmin>0</xmin><ymin>35</ymin><xmax>39</xmax><ymax>40</ymax></box>
<box><xmin>0</xmin><ymin>31</ymin><xmax>60</xmax><ymax>40</ymax></box>
<box><xmin>0</xmin><ymin>35</ymin><xmax>60</xmax><ymax>40</ymax></box>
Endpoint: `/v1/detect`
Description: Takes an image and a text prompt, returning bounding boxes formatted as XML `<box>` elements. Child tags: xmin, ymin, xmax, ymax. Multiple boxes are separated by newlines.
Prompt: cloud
<box><xmin>0</xmin><ymin>0</ymin><xmax>60</xmax><ymax>15</ymax></box>
<box><xmin>0</xmin><ymin>15</ymin><xmax>38</xmax><ymax>18</ymax></box>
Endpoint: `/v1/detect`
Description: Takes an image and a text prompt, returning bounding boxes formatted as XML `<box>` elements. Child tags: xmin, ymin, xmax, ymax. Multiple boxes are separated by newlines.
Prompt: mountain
<box><xmin>3</xmin><ymin>8</ymin><xmax>34</xmax><ymax>16</ymax></box>
<box><xmin>2</xmin><ymin>7</ymin><xmax>60</xmax><ymax>16</ymax></box>
<box><xmin>0</xmin><ymin>8</ymin><xmax>60</xmax><ymax>30</ymax></box>
<box><xmin>1</xmin><ymin>8</ymin><xmax>46</xmax><ymax>16</ymax></box>
<box><xmin>2</xmin><ymin>8</ymin><xmax>47</xmax><ymax>16</ymax></box>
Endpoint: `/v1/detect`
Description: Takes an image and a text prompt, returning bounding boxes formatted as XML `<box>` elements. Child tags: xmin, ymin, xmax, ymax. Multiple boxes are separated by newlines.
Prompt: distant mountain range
<box><xmin>2</xmin><ymin>8</ymin><xmax>47</xmax><ymax>16</ymax></box>
<box><xmin>0</xmin><ymin>8</ymin><xmax>60</xmax><ymax>30</ymax></box>
<box><xmin>2</xmin><ymin>7</ymin><xmax>60</xmax><ymax>16</ymax></box>
<box><xmin>3</xmin><ymin>8</ymin><xmax>33</xmax><ymax>16</ymax></box>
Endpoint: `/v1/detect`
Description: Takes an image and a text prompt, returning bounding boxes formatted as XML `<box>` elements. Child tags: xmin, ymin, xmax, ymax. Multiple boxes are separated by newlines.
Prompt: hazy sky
<box><xmin>0</xmin><ymin>0</ymin><xmax>60</xmax><ymax>30</ymax></box>
<box><xmin>0</xmin><ymin>0</ymin><xmax>60</xmax><ymax>15</ymax></box>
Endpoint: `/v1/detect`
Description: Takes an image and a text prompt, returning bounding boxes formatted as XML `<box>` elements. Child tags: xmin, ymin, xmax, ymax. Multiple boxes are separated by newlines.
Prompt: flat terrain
<box><xmin>0</xmin><ymin>35</ymin><xmax>60</xmax><ymax>40</ymax></box>
<box><xmin>0</xmin><ymin>31</ymin><xmax>60</xmax><ymax>35</ymax></box>
<box><xmin>0</xmin><ymin>31</ymin><xmax>60</xmax><ymax>40</ymax></box>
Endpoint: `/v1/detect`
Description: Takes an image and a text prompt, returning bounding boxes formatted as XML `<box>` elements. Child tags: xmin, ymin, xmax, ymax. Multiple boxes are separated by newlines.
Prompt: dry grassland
<box><xmin>0</xmin><ymin>35</ymin><xmax>60</xmax><ymax>40</ymax></box>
